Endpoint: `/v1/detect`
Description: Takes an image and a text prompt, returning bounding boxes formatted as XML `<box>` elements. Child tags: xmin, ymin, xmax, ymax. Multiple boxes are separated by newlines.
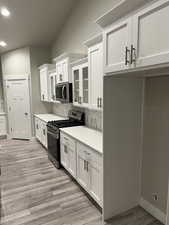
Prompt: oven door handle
<box><xmin>47</xmin><ymin>130</ymin><xmax>59</xmax><ymax>139</ymax></box>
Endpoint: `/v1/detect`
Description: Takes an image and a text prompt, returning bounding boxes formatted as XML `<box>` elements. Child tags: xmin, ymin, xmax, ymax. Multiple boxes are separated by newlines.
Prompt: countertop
<box><xmin>34</xmin><ymin>114</ymin><xmax>67</xmax><ymax>123</ymax></box>
<box><xmin>60</xmin><ymin>126</ymin><xmax>103</xmax><ymax>154</ymax></box>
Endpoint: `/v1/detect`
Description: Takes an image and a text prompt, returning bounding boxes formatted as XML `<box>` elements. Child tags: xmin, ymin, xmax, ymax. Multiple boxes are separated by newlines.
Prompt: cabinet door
<box><xmin>103</xmin><ymin>18</ymin><xmax>132</xmax><ymax>73</ymax></box>
<box><xmin>35</xmin><ymin>118</ymin><xmax>41</xmax><ymax>141</ymax></box>
<box><xmin>72</xmin><ymin>67</ymin><xmax>81</xmax><ymax>105</ymax></box>
<box><xmin>89</xmin><ymin>42</ymin><xmax>103</xmax><ymax>110</ymax></box>
<box><xmin>56</xmin><ymin>59</ymin><xmax>68</xmax><ymax>83</ymax></box>
<box><xmin>77</xmin><ymin>145</ymin><xmax>89</xmax><ymax>190</ymax></box>
<box><xmin>88</xmin><ymin>162</ymin><xmax>103</xmax><ymax>206</ymax></box>
<box><xmin>56</xmin><ymin>62</ymin><xmax>63</xmax><ymax>83</ymax></box>
<box><xmin>49</xmin><ymin>72</ymin><xmax>57</xmax><ymax>102</ymax></box>
<box><xmin>41</xmin><ymin>121</ymin><xmax>47</xmax><ymax>148</ymax></box>
<box><xmin>61</xmin><ymin>144</ymin><xmax>69</xmax><ymax>170</ymax></box>
<box><xmin>62</xmin><ymin>59</ymin><xmax>69</xmax><ymax>82</ymax></box>
<box><xmin>0</xmin><ymin>116</ymin><xmax>6</xmax><ymax>135</ymax></box>
<box><xmin>40</xmin><ymin>68</ymin><xmax>48</xmax><ymax>101</ymax></box>
<box><xmin>133</xmin><ymin>0</ymin><xmax>169</xmax><ymax>68</ymax></box>
<box><xmin>82</xmin><ymin>63</ymin><xmax>89</xmax><ymax>106</ymax></box>
<box><xmin>68</xmin><ymin>145</ymin><xmax>76</xmax><ymax>178</ymax></box>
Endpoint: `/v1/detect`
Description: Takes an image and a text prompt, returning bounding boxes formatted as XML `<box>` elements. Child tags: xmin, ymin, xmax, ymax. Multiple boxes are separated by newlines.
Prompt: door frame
<box><xmin>3</xmin><ymin>74</ymin><xmax>33</xmax><ymax>139</ymax></box>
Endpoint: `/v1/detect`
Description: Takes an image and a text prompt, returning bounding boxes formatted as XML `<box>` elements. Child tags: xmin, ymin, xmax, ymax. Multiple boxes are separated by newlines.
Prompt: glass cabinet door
<box><xmin>82</xmin><ymin>66</ymin><xmax>88</xmax><ymax>104</ymax></box>
<box><xmin>73</xmin><ymin>69</ymin><xmax>80</xmax><ymax>103</ymax></box>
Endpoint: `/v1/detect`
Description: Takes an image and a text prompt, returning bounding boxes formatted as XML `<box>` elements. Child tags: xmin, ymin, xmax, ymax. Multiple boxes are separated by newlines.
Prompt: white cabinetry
<box><xmin>88</xmin><ymin>42</ymin><xmax>103</xmax><ymax>110</ymax></box>
<box><xmin>49</xmin><ymin>69</ymin><xmax>57</xmax><ymax>102</ymax></box>
<box><xmin>72</xmin><ymin>58</ymin><xmax>89</xmax><ymax>107</ymax></box>
<box><xmin>60</xmin><ymin>132</ymin><xmax>103</xmax><ymax>207</ymax></box>
<box><xmin>97</xmin><ymin>0</ymin><xmax>169</xmax><ymax>74</ymax></box>
<box><xmin>133</xmin><ymin>0</ymin><xmax>169</xmax><ymax>68</ymax></box>
<box><xmin>35</xmin><ymin>116</ymin><xmax>47</xmax><ymax>148</ymax></box>
<box><xmin>77</xmin><ymin>142</ymin><xmax>103</xmax><ymax>206</ymax></box>
<box><xmin>103</xmin><ymin>18</ymin><xmax>132</xmax><ymax>73</ymax></box>
<box><xmin>60</xmin><ymin>133</ymin><xmax>76</xmax><ymax>178</ymax></box>
<box><xmin>56</xmin><ymin>58</ymin><xmax>69</xmax><ymax>83</ymax></box>
<box><xmin>39</xmin><ymin>64</ymin><xmax>55</xmax><ymax>102</ymax></box>
<box><xmin>54</xmin><ymin>53</ymin><xmax>86</xmax><ymax>84</ymax></box>
<box><xmin>84</xmin><ymin>35</ymin><xmax>103</xmax><ymax>110</ymax></box>
<box><xmin>0</xmin><ymin>115</ymin><xmax>6</xmax><ymax>136</ymax></box>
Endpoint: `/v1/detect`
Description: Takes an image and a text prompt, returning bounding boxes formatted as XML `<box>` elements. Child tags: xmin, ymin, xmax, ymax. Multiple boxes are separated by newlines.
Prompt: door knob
<box><xmin>25</xmin><ymin>112</ymin><xmax>28</xmax><ymax>116</ymax></box>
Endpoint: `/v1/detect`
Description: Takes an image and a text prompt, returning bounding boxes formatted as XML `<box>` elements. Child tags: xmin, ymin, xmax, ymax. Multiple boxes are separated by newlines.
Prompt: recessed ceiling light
<box><xmin>1</xmin><ymin>7</ymin><xmax>10</xmax><ymax>17</ymax></box>
<box><xmin>0</xmin><ymin>41</ymin><xmax>7</xmax><ymax>47</ymax></box>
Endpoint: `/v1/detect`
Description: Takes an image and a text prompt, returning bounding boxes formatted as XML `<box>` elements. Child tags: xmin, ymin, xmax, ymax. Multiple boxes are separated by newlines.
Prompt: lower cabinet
<box><xmin>60</xmin><ymin>132</ymin><xmax>103</xmax><ymax>207</ymax></box>
<box><xmin>35</xmin><ymin>117</ymin><xmax>47</xmax><ymax>148</ymax></box>
<box><xmin>60</xmin><ymin>133</ymin><xmax>76</xmax><ymax>178</ymax></box>
<box><xmin>0</xmin><ymin>115</ymin><xmax>7</xmax><ymax>136</ymax></box>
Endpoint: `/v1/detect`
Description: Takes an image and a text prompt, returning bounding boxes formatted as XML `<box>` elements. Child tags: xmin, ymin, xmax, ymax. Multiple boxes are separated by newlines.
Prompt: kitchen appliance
<box><xmin>47</xmin><ymin>110</ymin><xmax>85</xmax><ymax>168</ymax></box>
<box><xmin>55</xmin><ymin>82</ymin><xmax>72</xmax><ymax>103</ymax></box>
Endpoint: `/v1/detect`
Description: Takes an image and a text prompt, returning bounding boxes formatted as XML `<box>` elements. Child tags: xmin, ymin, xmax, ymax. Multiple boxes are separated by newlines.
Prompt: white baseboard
<box><xmin>139</xmin><ymin>198</ymin><xmax>166</xmax><ymax>224</ymax></box>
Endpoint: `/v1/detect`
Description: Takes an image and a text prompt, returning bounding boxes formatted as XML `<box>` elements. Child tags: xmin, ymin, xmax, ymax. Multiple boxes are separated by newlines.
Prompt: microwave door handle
<box><xmin>62</xmin><ymin>85</ymin><xmax>66</xmax><ymax>99</ymax></box>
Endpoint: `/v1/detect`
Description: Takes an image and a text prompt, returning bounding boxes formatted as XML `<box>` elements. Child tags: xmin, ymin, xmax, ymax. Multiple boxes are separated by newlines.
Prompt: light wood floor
<box><xmin>0</xmin><ymin>139</ymin><xmax>163</xmax><ymax>225</ymax></box>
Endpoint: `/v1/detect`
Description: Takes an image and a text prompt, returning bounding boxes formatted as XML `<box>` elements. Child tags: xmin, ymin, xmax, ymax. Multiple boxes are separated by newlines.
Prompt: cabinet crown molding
<box><xmin>96</xmin><ymin>0</ymin><xmax>156</xmax><ymax>28</ymax></box>
<box><xmin>84</xmin><ymin>33</ymin><xmax>103</xmax><ymax>47</ymax></box>
<box><xmin>70</xmin><ymin>57</ymin><xmax>88</xmax><ymax>68</ymax></box>
<box><xmin>38</xmin><ymin>64</ymin><xmax>55</xmax><ymax>70</ymax></box>
<box><xmin>53</xmin><ymin>53</ymin><xmax>86</xmax><ymax>63</ymax></box>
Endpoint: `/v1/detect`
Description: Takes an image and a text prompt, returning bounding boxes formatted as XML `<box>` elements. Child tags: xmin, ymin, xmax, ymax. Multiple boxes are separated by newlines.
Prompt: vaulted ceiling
<box><xmin>0</xmin><ymin>0</ymin><xmax>77</xmax><ymax>54</ymax></box>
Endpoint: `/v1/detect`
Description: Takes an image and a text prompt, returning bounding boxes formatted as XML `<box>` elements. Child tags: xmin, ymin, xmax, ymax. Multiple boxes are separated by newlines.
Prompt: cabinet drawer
<box><xmin>60</xmin><ymin>133</ymin><xmax>76</xmax><ymax>150</ymax></box>
<box><xmin>77</xmin><ymin>142</ymin><xmax>102</xmax><ymax>167</ymax></box>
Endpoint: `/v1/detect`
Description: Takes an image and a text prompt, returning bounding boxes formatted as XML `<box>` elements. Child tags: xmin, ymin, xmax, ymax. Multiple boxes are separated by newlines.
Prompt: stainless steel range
<box><xmin>47</xmin><ymin>110</ymin><xmax>85</xmax><ymax>168</ymax></box>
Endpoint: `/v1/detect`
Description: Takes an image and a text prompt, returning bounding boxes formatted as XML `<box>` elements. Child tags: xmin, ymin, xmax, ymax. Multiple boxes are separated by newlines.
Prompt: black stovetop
<box><xmin>47</xmin><ymin>110</ymin><xmax>85</xmax><ymax>132</ymax></box>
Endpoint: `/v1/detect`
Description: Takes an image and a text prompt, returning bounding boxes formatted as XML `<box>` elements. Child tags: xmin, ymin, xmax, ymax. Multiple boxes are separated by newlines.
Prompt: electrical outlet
<box><xmin>152</xmin><ymin>193</ymin><xmax>158</xmax><ymax>201</ymax></box>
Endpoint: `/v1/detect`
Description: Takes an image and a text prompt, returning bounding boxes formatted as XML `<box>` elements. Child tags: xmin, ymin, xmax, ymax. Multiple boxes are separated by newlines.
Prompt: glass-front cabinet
<box><xmin>49</xmin><ymin>69</ymin><xmax>57</xmax><ymax>102</ymax></box>
<box><xmin>72</xmin><ymin>58</ymin><xmax>89</xmax><ymax>107</ymax></box>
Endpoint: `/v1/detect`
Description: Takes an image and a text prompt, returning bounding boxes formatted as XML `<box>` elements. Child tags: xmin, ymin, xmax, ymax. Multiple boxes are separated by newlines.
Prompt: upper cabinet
<box><xmin>39</xmin><ymin>64</ymin><xmax>55</xmax><ymax>102</ymax></box>
<box><xmin>71</xmin><ymin>58</ymin><xmax>89</xmax><ymax>107</ymax></box>
<box><xmin>132</xmin><ymin>0</ymin><xmax>169</xmax><ymax>68</ymax></box>
<box><xmin>49</xmin><ymin>69</ymin><xmax>57</xmax><ymax>102</ymax></box>
<box><xmin>54</xmin><ymin>53</ymin><xmax>86</xmax><ymax>84</ymax></box>
<box><xmin>85</xmin><ymin>34</ymin><xmax>103</xmax><ymax>110</ymax></box>
<box><xmin>103</xmin><ymin>18</ymin><xmax>132</xmax><ymax>73</ymax></box>
<box><xmin>97</xmin><ymin>0</ymin><xmax>169</xmax><ymax>74</ymax></box>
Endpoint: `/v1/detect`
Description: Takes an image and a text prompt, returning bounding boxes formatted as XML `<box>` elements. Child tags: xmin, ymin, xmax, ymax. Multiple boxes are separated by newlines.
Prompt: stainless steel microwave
<box><xmin>55</xmin><ymin>82</ymin><xmax>72</xmax><ymax>103</ymax></box>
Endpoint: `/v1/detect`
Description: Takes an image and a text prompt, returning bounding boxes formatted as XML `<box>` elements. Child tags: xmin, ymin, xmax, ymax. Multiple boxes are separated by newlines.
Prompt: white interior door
<box><xmin>6</xmin><ymin>77</ymin><xmax>32</xmax><ymax>139</ymax></box>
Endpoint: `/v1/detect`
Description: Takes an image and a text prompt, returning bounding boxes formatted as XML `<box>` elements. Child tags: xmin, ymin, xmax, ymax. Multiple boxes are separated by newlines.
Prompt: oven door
<box><xmin>47</xmin><ymin>129</ymin><xmax>61</xmax><ymax>168</ymax></box>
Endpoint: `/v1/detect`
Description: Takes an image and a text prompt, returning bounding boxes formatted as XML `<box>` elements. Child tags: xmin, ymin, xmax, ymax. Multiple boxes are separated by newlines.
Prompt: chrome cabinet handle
<box><xmin>97</xmin><ymin>97</ymin><xmax>99</xmax><ymax>108</ymax></box>
<box><xmin>86</xmin><ymin>161</ymin><xmax>89</xmax><ymax>172</ymax></box>
<box><xmin>84</xmin><ymin>160</ymin><xmax>86</xmax><ymax>170</ymax></box>
<box><xmin>64</xmin><ymin>146</ymin><xmax>68</xmax><ymax>154</ymax></box>
<box><xmin>130</xmin><ymin>44</ymin><xmax>136</xmax><ymax>64</ymax></box>
<box><xmin>100</xmin><ymin>98</ymin><xmax>102</xmax><ymax>108</ymax></box>
<box><xmin>125</xmin><ymin>46</ymin><xmax>130</xmax><ymax>65</ymax></box>
<box><xmin>79</xmin><ymin>97</ymin><xmax>82</xmax><ymax>104</ymax></box>
<box><xmin>60</xmin><ymin>74</ymin><xmax>63</xmax><ymax>81</ymax></box>
<box><xmin>43</xmin><ymin>129</ymin><xmax>46</xmax><ymax>136</ymax></box>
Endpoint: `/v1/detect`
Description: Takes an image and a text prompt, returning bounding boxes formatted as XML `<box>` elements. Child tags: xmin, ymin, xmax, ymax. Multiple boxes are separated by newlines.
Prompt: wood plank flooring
<box><xmin>0</xmin><ymin>139</ymin><xmax>163</xmax><ymax>225</ymax></box>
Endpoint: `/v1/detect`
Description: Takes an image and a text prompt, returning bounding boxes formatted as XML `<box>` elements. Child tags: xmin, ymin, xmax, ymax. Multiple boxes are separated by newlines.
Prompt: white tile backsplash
<box><xmin>52</xmin><ymin>104</ymin><xmax>102</xmax><ymax>131</ymax></box>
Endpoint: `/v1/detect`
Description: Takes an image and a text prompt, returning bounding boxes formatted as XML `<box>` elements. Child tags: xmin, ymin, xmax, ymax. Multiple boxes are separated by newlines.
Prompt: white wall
<box><xmin>142</xmin><ymin>76</ymin><xmax>169</xmax><ymax>214</ymax></box>
<box><xmin>29</xmin><ymin>47</ymin><xmax>52</xmax><ymax>115</ymax></box>
<box><xmin>51</xmin><ymin>0</ymin><xmax>121</xmax><ymax>57</ymax></box>
<box><xmin>1</xmin><ymin>47</ymin><xmax>52</xmax><ymax>136</ymax></box>
<box><xmin>1</xmin><ymin>47</ymin><xmax>31</xmax><ymax>76</ymax></box>
<box><xmin>103</xmin><ymin>76</ymin><xmax>144</xmax><ymax>220</ymax></box>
